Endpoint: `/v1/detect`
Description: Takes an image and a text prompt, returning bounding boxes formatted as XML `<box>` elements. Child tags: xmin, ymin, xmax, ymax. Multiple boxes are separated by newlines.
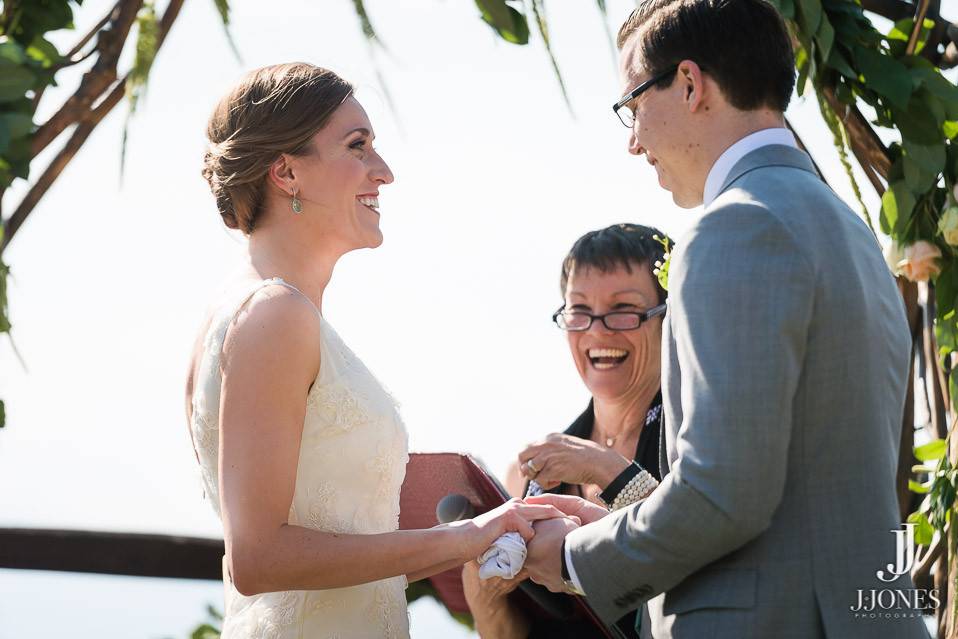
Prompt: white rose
<box><xmin>899</xmin><ymin>241</ymin><xmax>942</xmax><ymax>282</ymax></box>
<box><xmin>940</xmin><ymin>206</ymin><xmax>958</xmax><ymax>246</ymax></box>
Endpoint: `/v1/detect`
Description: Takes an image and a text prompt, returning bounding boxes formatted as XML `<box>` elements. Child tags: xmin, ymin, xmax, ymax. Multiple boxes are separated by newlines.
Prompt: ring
<box><xmin>526</xmin><ymin>459</ymin><xmax>541</xmax><ymax>475</ymax></box>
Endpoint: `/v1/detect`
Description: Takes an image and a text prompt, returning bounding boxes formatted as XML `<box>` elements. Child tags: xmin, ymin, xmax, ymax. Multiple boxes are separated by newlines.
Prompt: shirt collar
<box><xmin>702</xmin><ymin>127</ymin><xmax>797</xmax><ymax>207</ymax></box>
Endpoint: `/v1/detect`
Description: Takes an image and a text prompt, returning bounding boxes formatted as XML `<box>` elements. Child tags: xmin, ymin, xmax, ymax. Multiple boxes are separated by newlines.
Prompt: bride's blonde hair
<box><xmin>202</xmin><ymin>63</ymin><xmax>353</xmax><ymax>234</ymax></box>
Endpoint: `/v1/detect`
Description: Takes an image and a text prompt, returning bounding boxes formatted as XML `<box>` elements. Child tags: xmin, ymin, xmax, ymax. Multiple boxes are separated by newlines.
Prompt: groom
<box><xmin>524</xmin><ymin>1</ymin><xmax>929</xmax><ymax>637</ymax></box>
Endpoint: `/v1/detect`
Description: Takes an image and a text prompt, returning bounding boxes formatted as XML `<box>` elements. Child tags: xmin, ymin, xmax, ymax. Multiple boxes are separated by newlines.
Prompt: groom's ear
<box><xmin>677</xmin><ymin>60</ymin><xmax>707</xmax><ymax>114</ymax></box>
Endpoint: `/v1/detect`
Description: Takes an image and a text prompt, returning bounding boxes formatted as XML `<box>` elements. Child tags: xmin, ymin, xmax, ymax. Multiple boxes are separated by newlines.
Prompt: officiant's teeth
<box><xmin>357</xmin><ymin>196</ymin><xmax>379</xmax><ymax>210</ymax></box>
<box><xmin>587</xmin><ymin>347</ymin><xmax>629</xmax><ymax>370</ymax></box>
<box><xmin>588</xmin><ymin>348</ymin><xmax>628</xmax><ymax>358</ymax></box>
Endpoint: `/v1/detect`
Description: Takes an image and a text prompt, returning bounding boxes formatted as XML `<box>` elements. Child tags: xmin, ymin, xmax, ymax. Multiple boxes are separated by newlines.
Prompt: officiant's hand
<box><xmin>524</xmin><ymin>493</ymin><xmax>609</xmax><ymax>525</ymax></box>
<box><xmin>462</xmin><ymin>561</ymin><xmax>532</xmax><ymax>639</ymax></box>
<box><xmin>518</xmin><ymin>433</ymin><xmax>630</xmax><ymax>491</ymax></box>
<box><xmin>525</xmin><ymin>516</ymin><xmax>580</xmax><ymax>593</ymax></box>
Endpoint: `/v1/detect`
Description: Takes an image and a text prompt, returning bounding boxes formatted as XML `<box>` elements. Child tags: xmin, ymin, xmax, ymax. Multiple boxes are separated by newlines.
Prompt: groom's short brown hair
<box><xmin>618</xmin><ymin>0</ymin><xmax>795</xmax><ymax>113</ymax></box>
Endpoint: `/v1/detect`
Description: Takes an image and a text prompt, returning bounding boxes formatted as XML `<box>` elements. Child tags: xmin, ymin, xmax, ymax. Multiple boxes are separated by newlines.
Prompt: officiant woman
<box><xmin>462</xmin><ymin>223</ymin><xmax>672</xmax><ymax>638</ymax></box>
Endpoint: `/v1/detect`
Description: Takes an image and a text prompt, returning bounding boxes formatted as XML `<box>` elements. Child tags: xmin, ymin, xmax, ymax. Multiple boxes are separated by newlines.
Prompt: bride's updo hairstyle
<box><xmin>202</xmin><ymin>63</ymin><xmax>353</xmax><ymax>234</ymax></box>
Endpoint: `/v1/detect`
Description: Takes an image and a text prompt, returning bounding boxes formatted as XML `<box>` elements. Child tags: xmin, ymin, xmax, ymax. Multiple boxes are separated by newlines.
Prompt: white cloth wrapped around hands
<box><xmin>478</xmin><ymin>531</ymin><xmax>527</xmax><ymax>580</ymax></box>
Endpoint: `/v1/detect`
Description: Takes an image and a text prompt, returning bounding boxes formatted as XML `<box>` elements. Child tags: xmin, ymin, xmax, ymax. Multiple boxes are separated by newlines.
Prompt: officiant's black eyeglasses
<box><xmin>612</xmin><ymin>65</ymin><xmax>679</xmax><ymax>128</ymax></box>
<box><xmin>552</xmin><ymin>303</ymin><xmax>667</xmax><ymax>332</ymax></box>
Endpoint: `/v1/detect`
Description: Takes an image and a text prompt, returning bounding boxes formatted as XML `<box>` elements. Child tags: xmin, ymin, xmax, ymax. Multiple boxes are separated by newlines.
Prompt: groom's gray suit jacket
<box><xmin>565</xmin><ymin>145</ymin><xmax>929</xmax><ymax>638</ymax></box>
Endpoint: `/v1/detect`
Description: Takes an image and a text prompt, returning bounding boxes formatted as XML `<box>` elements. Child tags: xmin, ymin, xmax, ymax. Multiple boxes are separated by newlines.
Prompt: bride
<box><xmin>184</xmin><ymin>63</ymin><xmax>565</xmax><ymax>637</ymax></box>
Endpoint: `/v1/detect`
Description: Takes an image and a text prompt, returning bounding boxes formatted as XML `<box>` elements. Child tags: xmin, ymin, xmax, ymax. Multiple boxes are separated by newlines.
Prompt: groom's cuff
<box><xmin>561</xmin><ymin>539</ymin><xmax>586</xmax><ymax>595</ymax></box>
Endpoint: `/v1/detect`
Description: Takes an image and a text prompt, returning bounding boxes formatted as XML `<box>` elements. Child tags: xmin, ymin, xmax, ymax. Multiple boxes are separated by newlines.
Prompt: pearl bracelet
<box><xmin>609</xmin><ymin>469</ymin><xmax>659</xmax><ymax>511</ymax></box>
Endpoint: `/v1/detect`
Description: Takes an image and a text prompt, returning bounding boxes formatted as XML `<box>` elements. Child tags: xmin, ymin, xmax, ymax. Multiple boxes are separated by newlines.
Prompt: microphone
<box><xmin>436</xmin><ymin>493</ymin><xmax>476</xmax><ymax>524</ymax></box>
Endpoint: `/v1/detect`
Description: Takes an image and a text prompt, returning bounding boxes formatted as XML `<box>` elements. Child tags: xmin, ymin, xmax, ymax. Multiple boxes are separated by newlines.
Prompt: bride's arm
<box><xmin>405</xmin><ymin>556</ymin><xmax>471</xmax><ymax>583</ymax></box>
<box><xmin>219</xmin><ymin>288</ymin><xmax>562</xmax><ymax>597</ymax></box>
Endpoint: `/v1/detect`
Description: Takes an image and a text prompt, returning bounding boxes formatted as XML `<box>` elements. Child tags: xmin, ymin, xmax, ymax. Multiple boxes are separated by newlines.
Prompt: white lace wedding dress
<box><xmin>190</xmin><ymin>278</ymin><xmax>411</xmax><ymax>638</ymax></box>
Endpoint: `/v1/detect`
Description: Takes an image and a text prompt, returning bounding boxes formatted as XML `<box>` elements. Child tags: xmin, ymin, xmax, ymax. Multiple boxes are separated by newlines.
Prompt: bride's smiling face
<box><xmin>563</xmin><ymin>264</ymin><xmax>663</xmax><ymax>402</ymax></box>
<box><xmin>281</xmin><ymin>96</ymin><xmax>394</xmax><ymax>251</ymax></box>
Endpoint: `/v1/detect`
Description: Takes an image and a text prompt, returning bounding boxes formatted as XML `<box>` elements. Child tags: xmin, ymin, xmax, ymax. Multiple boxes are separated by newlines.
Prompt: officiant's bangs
<box><xmin>560</xmin><ymin>224</ymin><xmax>671</xmax><ymax>304</ymax></box>
<box><xmin>617</xmin><ymin>0</ymin><xmax>794</xmax><ymax>113</ymax></box>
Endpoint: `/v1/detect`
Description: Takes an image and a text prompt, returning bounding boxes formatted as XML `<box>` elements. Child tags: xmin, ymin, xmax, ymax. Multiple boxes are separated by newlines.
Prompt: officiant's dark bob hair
<box><xmin>617</xmin><ymin>0</ymin><xmax>795</xmax><ymax>113</ymax></box>
<box><xmin>560</xmin><ymin>223</ymin><xmax>672</xmax><ymax>304</ymax></box>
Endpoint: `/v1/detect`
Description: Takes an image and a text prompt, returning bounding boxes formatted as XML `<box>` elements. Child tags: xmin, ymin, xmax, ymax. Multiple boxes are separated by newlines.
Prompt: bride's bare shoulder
<box><xmin>184</xmin><ymin>279</ymin><xmax>321</xmax><ymax>417</ymax></box>
<box><xmin>220</xmin><ymin>282</ymin><xmax>322</xmax><ymax>377</ymax></box>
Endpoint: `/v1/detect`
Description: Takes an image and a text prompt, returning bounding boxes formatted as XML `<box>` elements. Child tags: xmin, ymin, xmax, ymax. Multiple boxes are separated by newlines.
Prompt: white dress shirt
<box><xmin>562</xmin><ymin>127</ymin><xmax>798</xmax><ymax>596</ymax></box>
<box><xmin>702</xmin><ymin>127</ymin><xmax>797</xmax><ymax>207</ymax></box>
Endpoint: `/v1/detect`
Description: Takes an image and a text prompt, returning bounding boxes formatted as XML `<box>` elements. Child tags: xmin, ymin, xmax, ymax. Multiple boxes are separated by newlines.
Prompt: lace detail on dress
<box><xmin>305</xmin><ymin>482</ymin><xmax>347</xmax><ymax>533</ymax></box>
<box><xmin>190</xmin><ymin>278</ymin><xmax>410</xmax><ymax>638</ymax></box>
<box><xmin>251</xmin><ymin>591</ymin><xmax>299</xmax><ymax>639</ymax></box>
<box><xmin>376</xmin><ymin>582</ymin><xmax>402</xmax><ymax>639</ymax></box>
<box><xmin>307</xmin><ymin>382</ymin><xmax>372</xmax><ymax>435</ymax></box>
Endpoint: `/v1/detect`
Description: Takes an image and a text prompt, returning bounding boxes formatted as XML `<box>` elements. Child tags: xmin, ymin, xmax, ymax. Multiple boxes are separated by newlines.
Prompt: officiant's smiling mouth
<box><xmin>357</xmin><ymin>194</ymin><xmax>380</xmax><ymax>214</ymax></box>
<box><xmin>588</xmin><ymin>347</ymin><xmax>630</xmax><ymax>370</ymax></box>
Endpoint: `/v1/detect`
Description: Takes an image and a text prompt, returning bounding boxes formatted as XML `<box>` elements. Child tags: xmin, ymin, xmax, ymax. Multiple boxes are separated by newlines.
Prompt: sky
<box><xmin>0</xmin><ymin>0</ymin><xmax>954</xmax><ymax>637</ymax></box>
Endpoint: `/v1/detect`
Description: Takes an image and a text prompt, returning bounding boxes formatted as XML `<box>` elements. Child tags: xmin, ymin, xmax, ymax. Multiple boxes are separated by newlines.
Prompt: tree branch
<box><xmin>898</xmin><ymin>277</ymin><xmax>921</xmax><ymax>523</ymax></box>
<box><xmin>31</xmin><ymin>0</ymin><xmax>143</xmax><ymax>158</ymax></box>
<box><xmin>2</xmin><ymin>79</ymin><xmax>127</xmax><ymax>254</ymax></box>
<box><xmin>1</xmin><ymin>0</ymin><xmax>186</xmax><ymax>254</ymax></box>
<box><xmin>65</xmin><ymin>2</ymin><xmax>120</xmax><ymax>61</ymax></box>
<box><xmin>821</xmin><ymin>85</ymin><xmax>892</xmax><ymax>191</ymax></box>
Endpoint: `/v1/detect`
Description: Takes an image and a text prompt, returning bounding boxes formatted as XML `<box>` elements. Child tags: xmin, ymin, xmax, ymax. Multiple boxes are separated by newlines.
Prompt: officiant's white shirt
<box><xmin>563</xmin><ymin>126</ymin><xmax>798</xmax><ymax>594</ymax></box>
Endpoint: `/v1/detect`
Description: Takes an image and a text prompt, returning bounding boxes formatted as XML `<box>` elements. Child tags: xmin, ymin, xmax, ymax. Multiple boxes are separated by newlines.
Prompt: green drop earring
<box><xmin>290</xmin><ymin>189</ymin><xmax>303</xmax><ymax>214</ymax></box>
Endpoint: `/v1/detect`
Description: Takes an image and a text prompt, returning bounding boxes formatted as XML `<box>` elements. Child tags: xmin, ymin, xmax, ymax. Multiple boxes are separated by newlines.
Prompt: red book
<box><xmin>399</xmin><ymin>452</ymin><xmax>615</xmax><ymax>636</ymax></box>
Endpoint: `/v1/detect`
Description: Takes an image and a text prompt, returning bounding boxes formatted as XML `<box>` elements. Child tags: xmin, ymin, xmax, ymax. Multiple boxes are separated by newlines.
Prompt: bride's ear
<box><xmin>268</xmin><ymin>154</ymin><xmax>297</xmax><ymax>196</ymax></box>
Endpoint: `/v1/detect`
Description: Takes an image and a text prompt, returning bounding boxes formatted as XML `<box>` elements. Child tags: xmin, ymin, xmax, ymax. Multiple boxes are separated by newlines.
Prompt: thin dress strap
<box><xmin>262</xmin><ymin>277</ymin><xmax>323</xmax><ymax>318</ymax></box>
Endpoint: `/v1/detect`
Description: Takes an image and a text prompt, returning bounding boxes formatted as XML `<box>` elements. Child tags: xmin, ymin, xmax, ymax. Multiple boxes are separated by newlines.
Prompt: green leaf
<box><xmin>815</xmin><ymin>15</ymin><xmax>834</xmax><ymax>63</ymax></box>
<box><xmin>895</xmin><ymin>97</ymin><xmax>945</xmax><ymax>145</ymax></box>
<box><xmin>911</xmin><ymin>68</ymin><xmax>958</xmax><ymax>120</ymax></box>
<box><xmin>915</xmin><ymin>439</ymin><xmax>948</xmax><ymax>462</ymax></box>
<box><xmin>0</xmin><ymin>63</ymin><xmax>35</xmax><ymax>102</ymax></box>
<box><xmin>795</xmin><ymin>0</ymin><xmax>822</xmax><ymax>36</ymax></box>
<box><xmin>903</xmin><ymin>155</ymin><xmax>934</xmax><ymax>192</ymax></box>
<box><xmin>889</xmin><ymin>17</ymin><xmax>935</xmax><ymax>54</ymax></box>
<box><xmin>1</xmin><ymin>112</ymin><xmax>33</xmax><ymax>140</ymax></box>
<box><xmin>908</xmin><ymin>511</ymin><xmax>936</xmax><ymax>545</ymax></box>
<box><xmin>475</xmin><ymin>0</ymin><xmax>530</xmax><ymax>44</ymax></box>
<box><xmin>0</xmin><ymin>117</ymin><xmax>9</xmax><ymax>155</ymax></box>
<box><xmin>935</xmin><ymin>266</ymin><xmax>958</xmax><ymax>321</ymax></box>
<box><xmin>903</xmin><ymin>139</ymin><xmax>945</xmax><ymax>173</ymax></box>
<box><xmin>770</xmin><ymin>0</ymin><xmax>795</xmax><ymax>19</ymax></box>
<box><xmin>910</xmin><ymin>479</ymin><xmax>930</xmax><ymax>494</ymax></box>
<box><xmin>827</xmin><ymin>46</ymin><xmax>856</xmax><ymax>79</ymax></box>
<box><xmin>0</xmin><ymin>42</ymin><xmax>27</xmax><ymax>65</ymax></box>
<box><xmin>0</xmin><ymin>255</ymin><xmax>9</xmax><ymax>334</ymax></box>
<box><xmin>25</xmin><ymin>36</ymin><xmax>60</xmax><ymax>68</ymax></box>
<box><xmin>529</xmin><ymin>0</ymin><xmax>572</xmax><ymax>114</ymax></box>
<box><xmin>881</xmin><ymin>181</ymin><xmax>914</xmax><ymax>234</ymax></box>
<box><xmin>211</xmin><ymin>0</ymin><xmax>243</xmax><ymax>61</ymax></box>
<box><xmin>855</xmin><ymin>46</ymin><xmax>913</xmax><ymax>110</ymax></box>
<box><xmin>944</xmin><ymin>121</ymin><xmax>958</xmax><ymax>139</ymax></box>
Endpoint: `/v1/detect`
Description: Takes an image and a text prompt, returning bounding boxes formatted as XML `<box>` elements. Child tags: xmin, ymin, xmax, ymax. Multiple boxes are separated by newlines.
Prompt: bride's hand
<box><xmin>448</xmin><ymin>498</ymin><xmax>568</xmax><ymax>560</ymax></box>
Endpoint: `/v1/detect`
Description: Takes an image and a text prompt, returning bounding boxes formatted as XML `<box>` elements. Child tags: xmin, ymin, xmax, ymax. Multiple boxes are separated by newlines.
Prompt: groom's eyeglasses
<box><xmin>612</xmin><ymin>65</ymin><xmax>679</xmax><ymax>128</ymax></box>
<box><xmin>552</xmin><ymin>303</ymin><xmax>667</xmax><ymax>332</ymax></box>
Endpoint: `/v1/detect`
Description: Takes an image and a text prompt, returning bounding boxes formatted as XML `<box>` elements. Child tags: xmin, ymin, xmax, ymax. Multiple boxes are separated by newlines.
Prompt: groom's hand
<box><xmin>525</xmin><ymin>516</ymin><xmax>579</xmax><ymax>593</ymax></box>
<box><xmin>525</xmin><ymin>493</ymin><xmax>609</xmax><ymax>525</ymax></box>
